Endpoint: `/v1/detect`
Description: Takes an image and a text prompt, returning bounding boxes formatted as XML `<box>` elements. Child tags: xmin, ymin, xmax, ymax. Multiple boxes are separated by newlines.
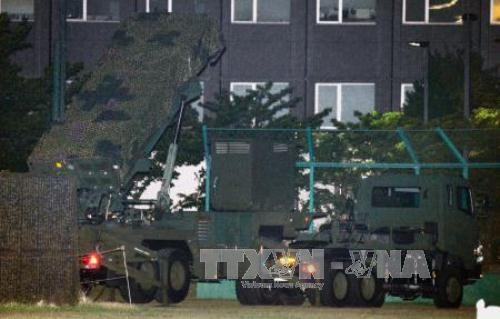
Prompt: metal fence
<box><xmin>202</xmin><ymin>127</ymin><xmax>500</xmax><ymax>214</ymax></box>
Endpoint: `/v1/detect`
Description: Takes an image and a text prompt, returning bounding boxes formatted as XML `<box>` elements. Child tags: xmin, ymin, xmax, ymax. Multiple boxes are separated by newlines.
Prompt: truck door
<box><xmin>441</xmin><ymin>184</ymin><xmax>479</xmax><ymax>269</ymax></box>
<box><xmin>211</xmin><ymin>140</ymin><xmax>252</xmax><ymax>211</ymax></box>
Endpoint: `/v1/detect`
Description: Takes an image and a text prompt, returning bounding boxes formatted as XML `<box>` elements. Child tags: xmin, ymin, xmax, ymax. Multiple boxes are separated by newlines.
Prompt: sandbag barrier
<box><xmin>0</xmin><ymin>173</ymin><xmax>79</xmax><ymax>304</ymax></box>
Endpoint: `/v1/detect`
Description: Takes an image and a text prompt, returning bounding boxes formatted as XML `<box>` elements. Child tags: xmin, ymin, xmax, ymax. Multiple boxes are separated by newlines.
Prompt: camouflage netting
<box><xmin>0</xmin><ymin>173</ymin><xmax>79</xmax><ymax>304</ymax></box>
<box><xmin>30</xmin><ymin>13</ymin><xmax>220</xmax><ymax>170</ymax></box>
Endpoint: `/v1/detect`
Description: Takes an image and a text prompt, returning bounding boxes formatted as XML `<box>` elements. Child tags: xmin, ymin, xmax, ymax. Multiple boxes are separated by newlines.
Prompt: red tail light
<box><xmin>80</xmin><ymin>252</ymin><xmax>102</xmax><ymax>270</ymax></box>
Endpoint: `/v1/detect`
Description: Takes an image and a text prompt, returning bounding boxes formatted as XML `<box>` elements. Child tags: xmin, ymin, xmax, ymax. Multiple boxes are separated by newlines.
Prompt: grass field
<box><xmin>0</xmin><ymin>300</ymin><xmax>476</xmax><ymax>319</ymax></box>
<box><xmin>3</xmin><ymin>273</ymin><xmax>498</xmax><ymax>319</ymax></box>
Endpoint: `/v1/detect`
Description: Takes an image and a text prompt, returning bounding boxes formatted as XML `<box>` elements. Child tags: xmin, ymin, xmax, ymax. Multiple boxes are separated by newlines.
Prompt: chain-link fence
<box><xmin>203</xmin><ymin>127</ymin><xmax>500</xmax><ymax>214</ymax></box>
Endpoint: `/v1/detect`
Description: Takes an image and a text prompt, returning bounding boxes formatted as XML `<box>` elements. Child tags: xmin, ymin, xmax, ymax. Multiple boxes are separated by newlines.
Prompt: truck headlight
<box><xmin>474</xmin><ymin>243</ymin><xmax>483</xmax><ymax>264</ymax></box>
<box><xmin>278</xmin><ymin>256</ymin><xmax>296</xmax><ymax>268</ymax></box>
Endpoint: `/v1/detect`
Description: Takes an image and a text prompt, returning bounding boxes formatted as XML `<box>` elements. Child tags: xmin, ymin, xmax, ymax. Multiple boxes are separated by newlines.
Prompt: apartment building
<box><xmin>2</xmin><ymin>0</ymin><xmax>500</xmax><ymax>125</ymax></box>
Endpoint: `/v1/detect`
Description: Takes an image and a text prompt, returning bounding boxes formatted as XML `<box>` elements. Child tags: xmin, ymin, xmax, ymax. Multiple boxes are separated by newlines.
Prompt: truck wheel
<box><xmin>306</xmin><ymin>289</ymin><xmax>319</xmax><ymax>306</ymax></box>
<box><xmin>235</xmin><ymin>280</ymin><xmax>262</xmax><ymax>305</ymax></box>
<box><xmin>357</xmin><ymin>277</ymin><xmax>385</xmax><ymax>307</ymax></box>
<box><xmin>259</xmin><ymin>286</ymin><xmax>280</xmax><ymax>305</ymax></box>
<box><xmin>119</xmin><ymin>262</ymin><xmax>158</xmax><ymax>304</ymax></box>
<box><xmin>433</xmin><ymin>268</ymin><xmax>463</xmax><ymax>308</ymax></box>
<box><xmin>321</xmin><ymin>270</ymin><xmax>352</xmax><ymax>307</ymax></box>
<box><xmin>83</xmin><ymin>283</ymin><xmax>119</xmax><ymax>302</ymax></box>
<box><xmin>120</xmin><ymin>282</ymin><xmax>156</xmax><ymax>303</ymax></box>
<box><xmin>278</xmin><ymin>288</ymin><xmax>305</xmax><ymax>305</ymax></box>
<box><xmin>307</xmin><ymin>288</ymin><xmax>330</xmax><ymax>306</ymax></box>
<box><xmin>235</xmin><ymin>280</ymin><xmax>250</xmax><ymax>305</ymax></box>
<box><xmin>157</xmin><ymin>249</ymin><xmax>191</xmax><ymax>304</ymax></box>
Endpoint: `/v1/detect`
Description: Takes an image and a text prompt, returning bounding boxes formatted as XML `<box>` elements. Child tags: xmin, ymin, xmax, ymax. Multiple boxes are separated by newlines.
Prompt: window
<box><xmin>372</xmin><ymin>187</ymin><xmax>421</xmax><ymax>208</ymax></box>
<box><xmin>317</xmin><ymin>0</ymin><xmax>376</xmax><ymax>24</ymax></box>
<box><xmin>0</xmin><ymin>0</ymin><xmax>34</xmax><ymax>21</ymax></box>
<box><xmin>400</xmin><ymin>83</ymin><xmax>415</xmax><ymax>110</ymax></box>
<box><xmin>492</xmin><ymin>0</ymin><xmax>500</xmax><ymax>24</ymax></box>
<box><xmin>315</xmin><ymin>83</ymin><xmax>375</xmax><ymax>127</ymax></box>
<box><xmin>67</xmin><ymin>0</ymin><xmax>83</xmax><ymax>19</ymax></box>
<box><xmin>67</xmin><ymin>0</ymin><xmax>120</xmax><ymax>22</ymax></box>
<box><xmin>403</xmin><ymin>0</ymin><xmax>463</xmax><ymax>24</ymax></box>
<box><xmin>230</xmin><ymin>82</ymin><xmax>290</xmax><ymax>117</ymax></box>
<box><xmin>456</xmin><ymin>186</ymin><xmax>472</xmax><ymax>214</ymax></box>
<box><xmin>231</xmin><ymin>0</ymin><xmax>290</xmax><ymax>24</ymax></box>
<box><xmin>231</xmin><ymin>82</ymin><xmax>255</xmax><ymax>97</ymax></box>
<box><xmin>146</xmin><ymin>0</ymin><xmax>172</xmax><ymax>13</ymax></box>
<box><xmin>231</xmin><ymin>82</ymin><xmax>290</xmax><ymax>96</ymax></box>
<box><xmin>192</xmin><ymin>82</ymin><xmax>204</xmax><ymax>122</ymax></box>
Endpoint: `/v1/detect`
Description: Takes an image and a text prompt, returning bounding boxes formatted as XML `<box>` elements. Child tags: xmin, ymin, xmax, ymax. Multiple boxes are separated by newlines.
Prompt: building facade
<box><xmin>3</xmin><ymin>0</ymin><xmax>500</xmax><ymax>125</ymax></box>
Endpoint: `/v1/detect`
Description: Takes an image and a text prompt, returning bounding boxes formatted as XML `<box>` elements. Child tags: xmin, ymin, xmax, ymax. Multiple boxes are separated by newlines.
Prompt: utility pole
<box><xmin>462</xmin><ymin>10</ymin><xmax>477</xmax><ymax>120</ymax></box>
<box><xmin>52</xmin><ymin>0</ymin><xmax>66</xmax><ymax>123</ymax></box>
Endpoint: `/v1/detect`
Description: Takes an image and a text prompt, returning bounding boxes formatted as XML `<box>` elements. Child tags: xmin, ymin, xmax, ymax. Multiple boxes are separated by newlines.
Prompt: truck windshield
<box><xmin>371</xmin><ymin>187</ymin><xmax>421</xmax><ymax>208</ymax></box>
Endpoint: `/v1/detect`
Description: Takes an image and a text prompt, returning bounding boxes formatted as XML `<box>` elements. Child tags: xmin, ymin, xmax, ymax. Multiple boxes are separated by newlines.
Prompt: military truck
<box><xmin>289</xmin><ymin>174</ymin><xmax>483</xmax><ymax>308</ymax></box>
<box><xmin>27</xmin><ymin>12</ymin><xmax>312</xmax><ymax>304</ymax></box>
<box><xmin>62</xmin><ymin>121</ymin><xmax>487</xmax><ymax>308</ymax></box>
<box><xmin>72</xmin><ymin>88</ymin><xmax>312</xmax><ymax>305</ymax></box>
<box><xmin>26</xmin><ymin>12</ymin><xmax>493</xmax><ymax>308</ymax></box>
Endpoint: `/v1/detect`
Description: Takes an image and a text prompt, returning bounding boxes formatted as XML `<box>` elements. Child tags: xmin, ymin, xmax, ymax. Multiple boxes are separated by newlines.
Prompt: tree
<box><xmin>0</xmin><ymin>14</ymin><xmax>85</xmax><ymax>172</ymax></box>
<box><xmin>306</xmin><ymin>50</ymin><xmax>500</xmax><ymax>211</ymax></box>
<box><xmin>0</xmin><ymin>14</ymin><xmax>49</xmax><ymax>171</ymax></box>
<box><xmin>397</xmin><ymin>48</ymin><xmax>500</xmax><ymax>232</ymax></box>
<box><xmin>404</xmin><ymin>50</ymin><xmax>500</xmax><ymax>120</ymax></box>
<box><xmin>309</xmin><ymin>112</ymin><xmax>407</xmax><ymax>211</ymax></box>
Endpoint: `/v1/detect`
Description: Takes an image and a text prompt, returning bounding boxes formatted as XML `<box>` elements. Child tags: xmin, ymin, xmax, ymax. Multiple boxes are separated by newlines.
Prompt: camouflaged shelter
<box><xmin>29</xmin><ymin>13</ymin><xmax>220</xmax><ymax>175</ymax></box>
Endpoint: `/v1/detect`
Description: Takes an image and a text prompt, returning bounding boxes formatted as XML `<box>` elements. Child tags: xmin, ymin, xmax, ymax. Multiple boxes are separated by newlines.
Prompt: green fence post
<box><xmin>202</xmin><ymin>125</ymin><xmax>211</xmax><ymax>212</ymax></box>
<box><xmin>435</xmin><ymin>128</ymin><xmax>469</xmax><ymax>179</ymax></box>
<box><xmin>397</xmin><ymin>128</ymin><xmax>421</xmax><ymax>175</ymax></box>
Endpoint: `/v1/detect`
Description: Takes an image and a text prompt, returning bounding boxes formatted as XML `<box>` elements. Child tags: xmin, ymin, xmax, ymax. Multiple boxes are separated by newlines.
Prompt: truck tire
<box><xmin>157</xmin><ymin>249</ymin><xmax>191</xmax><ymax>304</ymax></box>
<box><xmin>278</xmin><ymin>288</ymin><xmax>305</xmax><ymax>305</ymax></box>
<box><xmin>84</xmin><ymin>283</ymin><xmax>119</xmax><ymax>302</ymax></box>
<box><xmin>119</xmin><ymin>262</ymin><xmax>158</xmax><ymax>304</ymax></box>
<box><xmin>306</xmin><ymin>288</ymin><xmax>327</xmax><ymax>306</ymax></box>
<box><xmin>357</xmin><ymin>276</ymin><xmax>385</xmax><ymax>307</ymax></box>
<box><xmin>259</xmin><ymin>286</ymin><xmax>280</xmax><ymax>305</ymax></box>
<box><xmin>306</xmin><ymin>289</ymin><xmax>317</xmax><ymax>305</ymax></box>
<box><xmin>235</xmin><ymin>280</ymin><xmax>263</xmax><ymax>305</ymax></box>
<box><xmin>321</xmin><ymin>269</ymin><xmax>353</xmax><ymax>307</ymax></box>
<box><xmin>433</xmin><ymin>267</ymin><xmax>463</xmax><ymax>308</ymax></box>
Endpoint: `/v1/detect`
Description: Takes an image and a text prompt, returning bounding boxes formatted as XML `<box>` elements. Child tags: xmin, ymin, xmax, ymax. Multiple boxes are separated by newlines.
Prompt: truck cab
<box><xmin>292</xmin><ymin>174</ymin><xmax>482</xmax><ymax>308</ymax></box>
<box><xmin>352</xmin><ymin>174</ymin><xmax>479</xmax><ymax>272</ymax></box>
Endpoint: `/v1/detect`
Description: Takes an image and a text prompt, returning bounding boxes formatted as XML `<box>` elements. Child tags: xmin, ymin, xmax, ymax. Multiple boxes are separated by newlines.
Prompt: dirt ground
<box><xmin>0</xmin><ymin>300</ymin><xmax>476</xmax><ymax>319</ymax></box>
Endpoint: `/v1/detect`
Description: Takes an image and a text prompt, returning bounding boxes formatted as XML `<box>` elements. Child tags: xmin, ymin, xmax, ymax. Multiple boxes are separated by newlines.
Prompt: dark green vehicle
<box><xmin>48</xmin><ymin>118</ymin><xmax>487</xmax><ymax>308</ymax></box>
<box><xmin>29</xmin><ymin>31</ymin><xmax>312</xmax><ymax>303</ymax></box>
<box><xmin>70</xmin><ymin>88</ymin><xmax>312</xmax><ymax>305</ymax></box>
<box><xmin>291</xmin><ymin>174</ymin><xmax>483</xmax><ymax>308</ymax></box>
